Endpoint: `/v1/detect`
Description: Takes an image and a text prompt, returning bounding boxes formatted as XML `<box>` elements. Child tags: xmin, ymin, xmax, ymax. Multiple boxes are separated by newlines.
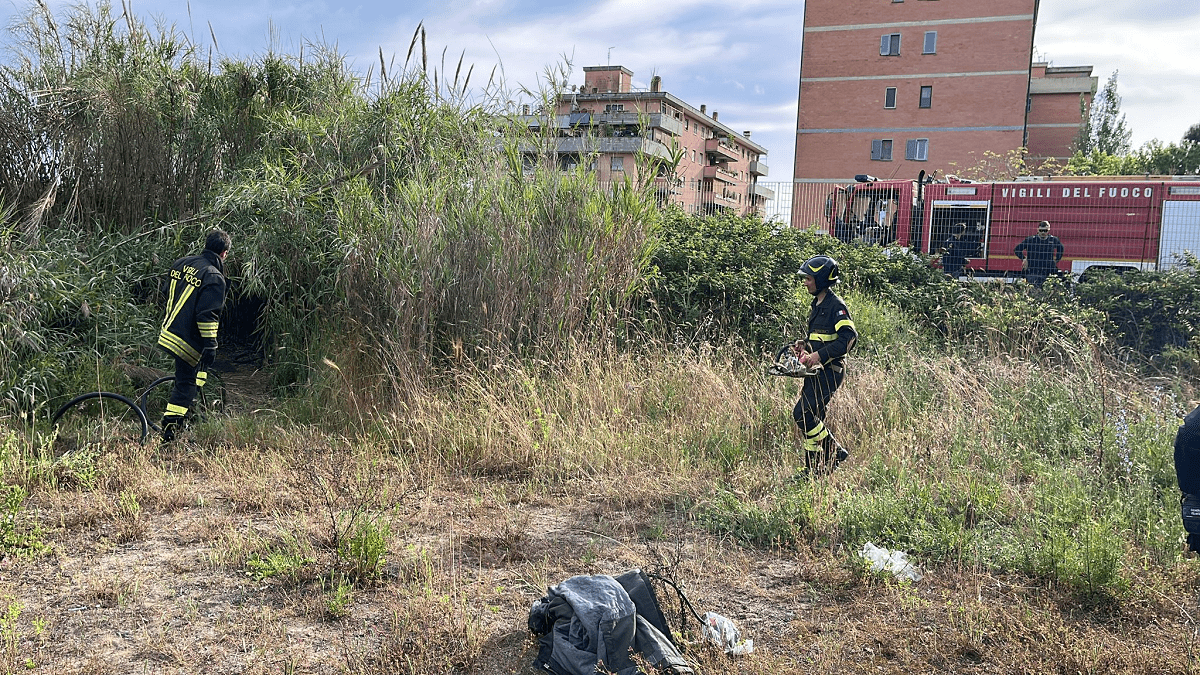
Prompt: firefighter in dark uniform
<box><xmin>157</xmin><ymin>230</ymin><xmax>230</xmax><ymax>441</ymax></box>
<box><xmin>793</xmin><ymin>255</ymin><xmax>858</xmax><ymax>475</ymax></box>
<box><xmin>1176</xmin><ymin>404</ymin><xmax>1200</xmax><ymax>552</ymax></box>
<box><xmin>1014</xmin><ymin>220</ymin><xmax>1064</xmax><ymax>287</ymax></box>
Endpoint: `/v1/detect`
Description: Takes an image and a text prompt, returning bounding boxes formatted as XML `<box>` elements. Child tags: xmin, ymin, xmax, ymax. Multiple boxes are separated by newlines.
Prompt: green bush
<box><xmin>646</xmin><ymin>210</ymin><xmax>811</xmax><ymax>349</ymax></box>
<box><xmin>697</xmin><ymin>486</ymin><xmax>812</xmax><ymax>548</ymax></box>
<box><xmin>1</xmin><ymin>485</ymin><xmax>46</xmax><ymax>560</ymax></box>
<box><xmin>245</xmin><ymin>543</ymin><xmax>315</xmax><ymax>582</ymax></box>
<box><xmin>338</xmin><ymin>520</ymin><xmax>390</xmax><ymax>581</ymax></box>
<box><xmin>0</xmin><ymin>228</ymin><xmax>171</xmax><ymax>421</ymax></box>
<box><xmin>1074</xmin><ymin>259</ymin><xmax>1200</xmax><ymax>359</ymax></box>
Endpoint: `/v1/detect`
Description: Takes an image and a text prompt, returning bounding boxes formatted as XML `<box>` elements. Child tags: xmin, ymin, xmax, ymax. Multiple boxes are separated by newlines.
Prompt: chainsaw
<box><xmin>768</xmin><ymin>344</ymin><xmax>823</xmax><ymax>378</ymax></box>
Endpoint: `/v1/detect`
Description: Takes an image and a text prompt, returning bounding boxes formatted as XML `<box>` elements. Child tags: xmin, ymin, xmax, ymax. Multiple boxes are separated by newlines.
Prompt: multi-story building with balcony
<box><xmin>791</xmin><ymin>0</ymin><xmax>1096</xmax><ymax>227</ymax></box>
<box><xmin>1027</xmin><ymin>62</ymin><xmax>1097</xmax><ymax>168</ymax></box>
<box><xmin>525</xmin><ymin>65</ymin><xmax>772</xmax><ymax>216</ymax></box>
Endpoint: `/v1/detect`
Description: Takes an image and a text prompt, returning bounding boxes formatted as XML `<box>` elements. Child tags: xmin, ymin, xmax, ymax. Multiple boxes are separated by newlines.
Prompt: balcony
<box><xmin>702</xmin><ymin>165</ymin><xmax>740</xmax><ymax>184</ymax></box>
<box><xmin>704</xmin><ymin>137</ymin><xmax>739</xmax><ymax>162</ymax></box>
<box><xmin>752</xmin><ymin>183</ymin><xmax>776</xmax><ymax>200</ymax></box>
<box><xmin>590</xmin><ymin>112</ymin><xmax>683</xmax><ymax>136</ymax></box>
<box><xmin>544</xmin><ymin>135</ymin><xmax>674</xmax><ymax>161</ymax></box>
<box><xmin>531</xmin><ymin>110</ymin><xmax>685</xmax><ymax>136</ymax></box>
<box><xmin>749</xmin><ymin>160</ymin><xmax>769</xmax><ymax>177</ymax></box>
<box><xmin>702</xmin><ymin>188</ymin><xmax>738</xmax><ymax>204</ymax></box>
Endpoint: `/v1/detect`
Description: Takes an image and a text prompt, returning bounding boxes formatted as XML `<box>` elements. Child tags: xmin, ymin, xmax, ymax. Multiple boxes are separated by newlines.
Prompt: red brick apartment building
<box><xmin>1027</xmin><ymin>62</ymin><xmax>1097</xmax><ymax>167</ymax></box>
<box><xmin>525</xmin><ymin>65</ymin><xmax>772</xmax><ymax>216</ymax></box>
<box><xmin>791</xmin><ymin>0</ymin><xmax>1095</xmax><ymax>227</ymax></box>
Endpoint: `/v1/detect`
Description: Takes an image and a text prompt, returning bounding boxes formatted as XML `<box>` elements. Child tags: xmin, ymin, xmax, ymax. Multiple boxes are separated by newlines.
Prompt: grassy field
<box><xmin>2</xmin><ymin>3</ymin><xmax>1200</xmax><ymax>671</ymax></box>
<box><xmin>2</xmin><ymin>339</ymin><xmax>1198</xmax><ymax>674</ymax></box>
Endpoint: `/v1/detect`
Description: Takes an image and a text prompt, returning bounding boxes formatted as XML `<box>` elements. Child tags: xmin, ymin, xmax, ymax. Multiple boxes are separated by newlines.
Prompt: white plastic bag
<box><xmin>700</xmin><ymin>611</ymin><xmax>754</xmax><ymax>655</ymax></box>
<box><xmin>859</xmin><ymin>541</ymin><xmax>923</xmax><ymax>582</ymax></box>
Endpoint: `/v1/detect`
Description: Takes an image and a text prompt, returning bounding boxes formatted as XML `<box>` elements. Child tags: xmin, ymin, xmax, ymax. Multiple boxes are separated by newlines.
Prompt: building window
<box><xmin>923</xmin><ymin>31</ymin><xmax>937</xmax><ymax>54</ymax></box>
<box><xmin>884</xmin><ymin>87</ymin><xmax>897</xmax><ymax>109</ymax></box>
<box><xmin>905</xmin><ymin>138</ymin><xmax>929</xmax><ymax>161</ymax></box>
<box><xmin>880</xmin><ymin>33</ymin><xmax>901</xmax><ymax>56</ymax></box>
<box><xmin>611</xmin><ymin>156</ymin><xmax>624</xmax><ymax>171</ymax></box>
<box><xmin>871</xmin><ymin>139</ymin><xmax>893</xmax><ymax>161</ymax></box>
<box><xmin>605</xmin><ymin>103</ymin><xmax>624</xmax><ymax>112</ymax></box>
<box><xmin>919</xmin><ymin>85</ymin><xmax>932</xmax><ymax>108</ymax></box>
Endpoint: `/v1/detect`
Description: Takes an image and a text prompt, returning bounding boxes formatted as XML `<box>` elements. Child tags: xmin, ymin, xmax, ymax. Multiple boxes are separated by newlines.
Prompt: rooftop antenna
<box><xmin>608</xmin><ymin>47</ymin><xmax>615</xmax><ymax>65</ymax></box>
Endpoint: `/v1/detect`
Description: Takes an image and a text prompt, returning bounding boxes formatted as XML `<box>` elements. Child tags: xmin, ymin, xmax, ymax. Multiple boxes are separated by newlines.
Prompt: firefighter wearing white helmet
<box><xmin>792</xmin><ymin>254</ymin><xmax>857</xmax><ymax>475</ymax></box>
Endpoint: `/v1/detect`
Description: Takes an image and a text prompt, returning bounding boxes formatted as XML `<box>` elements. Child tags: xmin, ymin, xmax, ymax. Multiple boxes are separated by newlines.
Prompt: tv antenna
<box><xmin>607</xmin><ymin>47</ymin><xmax>615</xmax><ymax>65</ymax></box>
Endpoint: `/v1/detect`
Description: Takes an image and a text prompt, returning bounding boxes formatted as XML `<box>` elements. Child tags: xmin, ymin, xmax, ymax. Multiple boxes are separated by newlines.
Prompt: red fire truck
<box><xmin>825</xmin><ymin>172</ymin><xmax>1200</xmax><ymax>278</ymax></box>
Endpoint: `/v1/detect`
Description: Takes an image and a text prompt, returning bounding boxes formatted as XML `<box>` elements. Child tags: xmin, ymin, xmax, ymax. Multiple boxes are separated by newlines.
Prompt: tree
<box><xmin>1073</xmin><ymin>94</ymin><xmax>1094</xmax><ymax>154</ymax></box>
<box><xmin>1090</xmin><ymin>71</ymin><xmax>1132</xmax><ymax>155</ymax></box>
<box><xmin>1186</xmin><ymin>123</ymin><xmax>1200</xmax><ymax>144</ymax></box>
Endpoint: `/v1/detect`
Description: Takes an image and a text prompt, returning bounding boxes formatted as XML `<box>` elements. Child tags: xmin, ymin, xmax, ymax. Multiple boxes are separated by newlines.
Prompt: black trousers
<box><xmin>165</xmin><ymin>355</ymin><xmax>203</xmax><ymax>420</ymax></box>
<box><xmin>793</xmin><ymin>364</ymin><xmax>845</xmax><ymax>457</ymax></box>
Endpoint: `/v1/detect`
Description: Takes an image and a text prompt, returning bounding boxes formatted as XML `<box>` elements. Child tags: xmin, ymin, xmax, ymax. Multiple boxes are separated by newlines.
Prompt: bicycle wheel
<box><xmin>51</xmin><ymin>391</ymin><xmax>150</xmax><ymax>446</ymax></box>
<box><xmin>138</xmin><ymin>373</ymin><xmax>221</xmax><ymax>432</ymax></box>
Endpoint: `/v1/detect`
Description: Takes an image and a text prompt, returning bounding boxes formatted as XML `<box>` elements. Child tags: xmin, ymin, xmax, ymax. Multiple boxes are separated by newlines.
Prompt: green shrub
<box><xmin>1074</xmin><ymin>259</ymin><xmax>1200</xmax><ymax>358</ymax></box>
<box><xmin>338</xmin><ymin>520</ymin><xmax>390</xmax><ymax>581</ymax></box>
<box><xmin>245</xmin><ymin>547</ymin><xmax>315</xmax><ymax>582</ymax></box>
<box><xmin>325</xmin><ymin>575</ymin><xmax>354</xmax><ymax>619</ymax></box>
<box><xmin>1</xmin><ymin>485</ymin><xmax>46</xmax><ymax>560</ymax></box>
<box><xmin>646</xmin><ymin>210</ymin><xmax>811</xmax><ymax>349</ymax></box>
<box><xmin>697</xmin><ymin>486</ymin><xmax>812</xmax><ymax>548</ymax></box>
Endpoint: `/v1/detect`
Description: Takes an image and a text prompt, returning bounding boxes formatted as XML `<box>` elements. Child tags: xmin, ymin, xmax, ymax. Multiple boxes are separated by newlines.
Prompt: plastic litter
<box><xmin>700</xmin><ymin>612</ymin><xmax>754</xmax><ymax>655</ymax></box>
<box><xmin>859</xmin><ymin>541</ymin><xmax>923</xmax><ymax>582</ymax></box>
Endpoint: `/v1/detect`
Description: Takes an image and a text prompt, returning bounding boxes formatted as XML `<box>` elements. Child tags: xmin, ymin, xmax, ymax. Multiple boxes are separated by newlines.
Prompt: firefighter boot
<box><xmin>160</xmin><ymin>415</ymin><xmax>183</xmax><ymax>443</ymax></box>
<box><xmin>832</xmin><ymin>440</ymin><xmax>850</xmax><ymax>468</ymax></box>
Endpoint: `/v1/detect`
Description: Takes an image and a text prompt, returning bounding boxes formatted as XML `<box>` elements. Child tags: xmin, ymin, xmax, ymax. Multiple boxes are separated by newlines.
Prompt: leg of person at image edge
<box><xmin>161</xmin><ymin>354</ymin><xmax>208</xmax><ymax>443</ymax></box>
<box><xmin>793</xmin><ymin>367</ymin><xmax>849</xmax><ymax>477</ymax></box>
<box><xmin>1175</xmin><ymin>405</ymin><xmax>1200</xmax><ymax>552</ymax></box>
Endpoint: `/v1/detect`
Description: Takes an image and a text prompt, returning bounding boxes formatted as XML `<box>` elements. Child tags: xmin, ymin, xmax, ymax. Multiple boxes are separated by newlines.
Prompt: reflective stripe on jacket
<box><xmin>158</xmin><ymin>249</ymin><xmax>226</xmax><ymax>366</ymax></box>
<box><xmin>805</xmin><ymin>290</ymin><xmax>857</xmax><ymax>366</ymax></box>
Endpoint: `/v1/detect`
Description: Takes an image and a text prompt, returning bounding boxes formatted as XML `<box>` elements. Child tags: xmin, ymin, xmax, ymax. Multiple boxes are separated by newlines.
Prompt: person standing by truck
<box><xmin>1014</xmin><ymin>221</ymin><xmax>1064</xmax><ymax>287</ymax></box>
<box><xmin>940</xmin><ymin>223</ymin><xmax>972</xmax><ymax>278</ymax></box>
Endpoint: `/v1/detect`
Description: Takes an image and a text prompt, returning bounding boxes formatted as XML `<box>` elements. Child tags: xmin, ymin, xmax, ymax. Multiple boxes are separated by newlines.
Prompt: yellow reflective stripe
<box><xmin>808</xmin><ymin>332</ymin><xmax>838</xmax><ymax>342</ymax></box>
<box><xmin>164</xmin><ymin>284</ymin><xmax>197</xmax><ymax>330</ymax></box>
<box><xmin>158</xmin><ymin>329</ymin><xmax>201</xmax><ymax>363</ymax></box>
<box><xmin>803</xmin><ymin>439</ymin><xmax>822</xmax><ymax>453</ymax></box>
<box><xmin>161</xmin><ymin>278</ymin><xmax>177</xmax><ymax>329</ymax></box>
<box><xmin>196</xmin><ymin>371</ymin><xmax>207</xmax><ymax>387</ymax></box>
<box><xmin>197</xmin><ymin>321</ymin><xmax>219</xmax><ymax>338</ymax></box>
<box><xmin>166</xmin><ymin>403</ymin><xmax>189</xmax><ymax>416</ymax></box>
<box><xmin>835</xmin><ymin>319</ymin><xmax>857</xmax><ymax>332</ymax></box>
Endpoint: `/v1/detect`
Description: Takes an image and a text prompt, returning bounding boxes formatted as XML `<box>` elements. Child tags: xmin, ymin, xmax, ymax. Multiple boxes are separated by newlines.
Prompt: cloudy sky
<box><xmin>2</xmin><ymin>0</ymin><xmax>1196</xmax><ymax>182</ymax></box>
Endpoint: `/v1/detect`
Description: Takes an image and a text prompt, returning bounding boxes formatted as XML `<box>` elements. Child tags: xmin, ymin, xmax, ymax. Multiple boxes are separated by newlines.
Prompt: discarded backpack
<box><xmin>528</xmin><ymin>569</ymin><xmax>693</xmax><ymax>675</ymax></box>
